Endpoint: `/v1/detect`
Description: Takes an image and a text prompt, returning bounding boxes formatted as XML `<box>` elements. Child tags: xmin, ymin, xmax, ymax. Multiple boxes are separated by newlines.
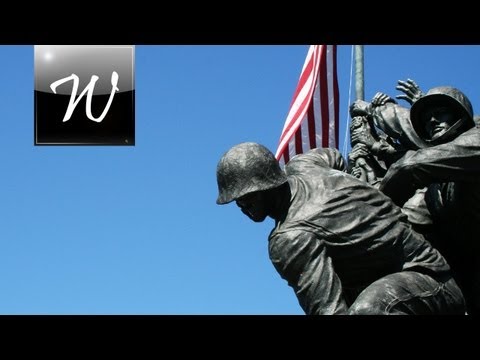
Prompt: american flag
<box><xmin>275</xmin><ymin>45</ymin><xmax>339</xmax><ymax>165</ymax></box>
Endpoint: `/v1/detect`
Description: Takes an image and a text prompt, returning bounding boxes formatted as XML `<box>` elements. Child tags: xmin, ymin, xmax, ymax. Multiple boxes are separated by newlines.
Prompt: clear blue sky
<box><xmin>0</xmin><ymin>45</ymin><xmax>479</xmax><ymax>315</ymax></box>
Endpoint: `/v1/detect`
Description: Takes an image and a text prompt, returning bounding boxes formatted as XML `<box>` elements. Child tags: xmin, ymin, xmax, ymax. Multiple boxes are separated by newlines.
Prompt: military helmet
<box><xmin>410</xmin><ymin>86</ymin><xmax>474</xmax><ymax>140</ymax></box>
<box><xmin>216</xmin><ymin>142</ymin><xmax>287</xmax><ymax>205</ymax></box>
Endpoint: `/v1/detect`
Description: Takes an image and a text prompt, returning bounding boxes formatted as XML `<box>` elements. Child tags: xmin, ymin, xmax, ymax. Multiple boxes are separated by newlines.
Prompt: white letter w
<box><xmin>50</xmin><ymin>71</ymin><xmax>119</xmax><ymax>123</ymax></box>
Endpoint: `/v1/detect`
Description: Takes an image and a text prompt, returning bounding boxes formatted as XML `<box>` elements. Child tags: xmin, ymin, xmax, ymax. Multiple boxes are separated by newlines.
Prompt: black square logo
<box><xmin>34</xmin><ymin>45</ymin><xmax>135</xmax><ymax>145</ymax></box>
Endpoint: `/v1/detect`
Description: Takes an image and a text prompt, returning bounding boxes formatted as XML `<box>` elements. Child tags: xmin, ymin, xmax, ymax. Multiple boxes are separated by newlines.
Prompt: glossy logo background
<box><xmin>34</xmin><ymin>45</ymin><xmax>135</xmax><ymax>145</ymax></box>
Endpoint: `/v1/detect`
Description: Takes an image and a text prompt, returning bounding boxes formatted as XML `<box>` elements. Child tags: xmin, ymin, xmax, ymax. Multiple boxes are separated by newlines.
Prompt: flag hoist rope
<box><xmin>342</xmin><ymin>45</ymin><xmax>355</xmax><ymax>160</ymax></box>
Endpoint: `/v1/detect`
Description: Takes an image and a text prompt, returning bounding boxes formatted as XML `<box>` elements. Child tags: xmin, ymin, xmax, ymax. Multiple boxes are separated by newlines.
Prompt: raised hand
<box><xmin>396</xmin><ymin>79</ymin><xmax>423</xmax><ymax>105</ymax></box>
<box><xmin>372</xmin><ymin>92</ymin><xmax>396</xmax><ymax>107</ymax></box>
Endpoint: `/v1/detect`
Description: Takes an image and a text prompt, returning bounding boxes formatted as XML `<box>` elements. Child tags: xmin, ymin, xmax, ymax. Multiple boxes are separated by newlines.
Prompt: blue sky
<box><xmin>0</xmin><ymin>45</ymin><xmax>479</xmax><ymax>314</ymax></box>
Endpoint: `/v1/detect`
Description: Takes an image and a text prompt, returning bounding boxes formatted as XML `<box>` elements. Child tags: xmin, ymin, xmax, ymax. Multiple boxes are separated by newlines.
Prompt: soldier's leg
<box><xmin>347</xmin><ymin>271</ymin><xmax>465</xmax><ymax>315</ymax></box>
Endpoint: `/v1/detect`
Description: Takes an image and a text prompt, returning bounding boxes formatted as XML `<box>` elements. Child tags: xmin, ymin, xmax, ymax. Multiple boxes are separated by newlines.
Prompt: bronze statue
<box><xmin>348</xmin><ymin>80</ymin><xmax>480</xmax><ymax>315</ymax></box>
<box><xmin>348</xmin><ymin>80</ymin><xmax>428</xmax><ymax>182</ymax></box>
<box><xmin>216</xmin><ymin>142</ymin><xmax>465</xmax><ymax>314</ymax></box>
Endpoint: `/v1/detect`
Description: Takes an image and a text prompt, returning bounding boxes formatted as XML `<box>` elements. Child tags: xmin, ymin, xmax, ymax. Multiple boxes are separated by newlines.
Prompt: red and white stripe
<box><xmin>275</xmin><ymin>45</ymin><xmax>339</xmax><ymax>166</ymax></box>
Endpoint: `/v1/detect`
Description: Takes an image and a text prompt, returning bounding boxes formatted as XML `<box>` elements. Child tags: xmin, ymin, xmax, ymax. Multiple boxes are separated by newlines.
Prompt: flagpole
<box><xmin>352</xmin><ymin>45</ymin><xmax>365</xmax><ymax>172</ymax></box>
<box><xmin>354</xmin><ymin>45</ymin><xmax>364</xmax><ymax>101</ymax></box>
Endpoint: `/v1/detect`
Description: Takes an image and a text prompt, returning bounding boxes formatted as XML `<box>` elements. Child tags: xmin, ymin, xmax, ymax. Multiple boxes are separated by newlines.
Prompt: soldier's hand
<box><xmin>355</xmin><ymin>157</ymin><xmax>378</xmax><ymax>184</ymax></box>
<box><xmin>348</xmin><ymin>143</ymin><xmax>370</xmax><ymax>163</ymax></box>
<box><xmin>396</xmin><ymin>79</ymin><xmax>423</xmax><ymax>105</ymax></box>
<box><xmin>351</xmin><ymin>125</ymin><xmax>375</xmax><ymax>148</ymax></box>
<box><xmin>372</xmin><ymin>92</ymin><xmax>396</xmax><ymax>107</ymax></box>
<box><xmin>351</xmin><ymin>165</ymin><xmax>365</xmax><ymax>180</ymax></box>
<box><xmin>350</xmin><ymin>116</ymin><xmax>367</xmax><ymax>131</ymax></box>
